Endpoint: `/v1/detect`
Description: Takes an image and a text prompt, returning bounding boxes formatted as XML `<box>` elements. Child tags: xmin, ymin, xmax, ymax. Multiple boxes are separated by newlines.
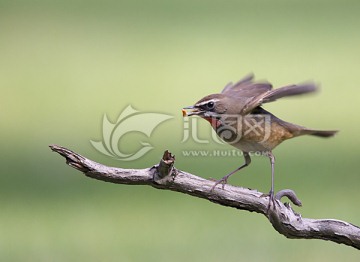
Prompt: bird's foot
<box><xmin>261</xmin><ymin>190</ymin><xmax>277</xmax><ymax>212</ymax></box>
<box><xmin>210</xmin><ymin>176</ymin><xmax>229</xmax><ymax>191</ymax></box>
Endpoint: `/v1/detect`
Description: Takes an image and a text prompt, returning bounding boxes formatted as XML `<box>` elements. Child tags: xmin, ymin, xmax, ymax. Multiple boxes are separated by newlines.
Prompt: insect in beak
<box><xmin>182</xmin><ymin>106</ymin><xmax>203</xmax><ymax>117</ymax></box>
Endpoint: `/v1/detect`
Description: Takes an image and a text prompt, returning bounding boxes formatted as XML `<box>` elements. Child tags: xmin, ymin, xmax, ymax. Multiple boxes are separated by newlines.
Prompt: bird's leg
<box><xmin>261</xmin><ymin>151</ymin><xmax>277</xmax><ymax>209</ymax></box>
<box><xmin>211</xmin><ymin>152</ymin><xmax>251</xmax><ymax>191</ymax></box>
<box><xmin>269</xmin><ymin>151</ymin><xmax>275</xmax><ymax>200</ymax></box>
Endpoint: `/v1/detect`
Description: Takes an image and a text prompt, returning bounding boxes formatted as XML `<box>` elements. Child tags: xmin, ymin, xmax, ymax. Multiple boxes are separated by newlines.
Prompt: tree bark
<box><xmin>49</xmin><ymin>144</ymin><xmax>360</xmax><ymax>250</ymax></box>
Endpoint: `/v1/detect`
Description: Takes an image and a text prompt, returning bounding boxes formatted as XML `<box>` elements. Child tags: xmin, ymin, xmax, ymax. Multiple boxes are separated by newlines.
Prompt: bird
<box><xmin>182</xmin><ymin>74</ymin><xmax>337</xmax><ymax>202</ymax></box>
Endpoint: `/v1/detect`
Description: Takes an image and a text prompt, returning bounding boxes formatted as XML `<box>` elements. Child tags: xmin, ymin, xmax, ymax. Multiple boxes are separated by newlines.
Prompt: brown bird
<box><xmin>182</xmin><ymin>74</ymin><xmax>337</xmax><ymax>201</ymax></box>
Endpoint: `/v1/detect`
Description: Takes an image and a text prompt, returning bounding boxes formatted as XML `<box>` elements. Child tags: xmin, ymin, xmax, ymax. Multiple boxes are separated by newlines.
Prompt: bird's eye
<box><xmin>207</xmin><ymin>101</ymin><xmax>215</xmax><ymax>109</ymax></box>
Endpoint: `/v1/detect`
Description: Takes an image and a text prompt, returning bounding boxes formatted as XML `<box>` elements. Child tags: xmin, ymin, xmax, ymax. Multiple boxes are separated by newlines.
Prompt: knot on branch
<box><xmin>153</xmin><ymin>150</ymin><xmax>177</xmax><ymax>185</ymax></box>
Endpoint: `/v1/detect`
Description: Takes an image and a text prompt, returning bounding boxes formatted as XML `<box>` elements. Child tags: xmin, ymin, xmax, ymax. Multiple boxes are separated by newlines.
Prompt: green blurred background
<box><xmin>1</xmin><ymin>0</ymin><xmax>360</xmax><ymax>261</ymax></box>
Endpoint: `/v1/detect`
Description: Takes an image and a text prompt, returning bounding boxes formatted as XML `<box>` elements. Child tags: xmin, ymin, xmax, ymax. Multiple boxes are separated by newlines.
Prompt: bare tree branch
<box><xmin>49</xmin><ymin>144</ymin><xmax>360</xmax><ymax>250</ymax></box>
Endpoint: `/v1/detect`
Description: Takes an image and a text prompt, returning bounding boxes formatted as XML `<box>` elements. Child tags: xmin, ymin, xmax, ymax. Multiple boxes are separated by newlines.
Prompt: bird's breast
<box><xmin>206</xmin><ymin>114</ymin><xmax>294</xmax><ymax>153</ymax></box>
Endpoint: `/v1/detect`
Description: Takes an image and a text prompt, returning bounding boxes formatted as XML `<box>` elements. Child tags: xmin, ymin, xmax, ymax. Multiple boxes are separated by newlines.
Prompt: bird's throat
<box><xmin>203</xmin><ymin>117</ymin><xmax>222</xmax><ymax>129</ymax></box>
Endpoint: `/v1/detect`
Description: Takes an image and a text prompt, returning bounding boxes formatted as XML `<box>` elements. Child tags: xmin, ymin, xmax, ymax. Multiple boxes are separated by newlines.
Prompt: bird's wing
<box><xmin>221</xmin><ymin>74</ymin><xmax>273</xmax><ymax>98</ymax></box>
<box><xmin>240</xmin><ymin>82</ymin><xmax>318</xmax><ymax>115</ymax></box>
<box><xmin>222</xmin><ymin>74</ymin><xmax>318</xmax><ymax>115</ymax></box>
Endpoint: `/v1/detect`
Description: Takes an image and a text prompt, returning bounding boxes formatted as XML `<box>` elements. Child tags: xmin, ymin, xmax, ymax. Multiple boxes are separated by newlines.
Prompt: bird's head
<box><xmin>182</xmin><ymin>93</ymin><xmax>241</xmax><ymax>129</ymax></box>
<box><xmin>182</xmin><ymin>94</ymin><xmax>232</xmax><ymax>119</ymax></box>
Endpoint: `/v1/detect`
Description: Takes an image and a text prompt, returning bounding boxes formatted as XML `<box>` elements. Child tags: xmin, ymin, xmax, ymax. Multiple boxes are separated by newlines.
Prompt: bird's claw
<box><xmin>261</xmin><ymin>190</ymin><xmax>277</xmax><ymax>212</ymax></box>
<box><xmin>210</xmin><ymin>177</ymin><xmax>229</xmax><ymax>191</ymax></box>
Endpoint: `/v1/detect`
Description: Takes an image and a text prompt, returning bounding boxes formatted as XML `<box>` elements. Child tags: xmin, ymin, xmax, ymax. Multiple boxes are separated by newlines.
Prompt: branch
<box><xmin>49</xmin><ymin>145</ymin><xmax>360</xmax><ymax>250</ymax></box>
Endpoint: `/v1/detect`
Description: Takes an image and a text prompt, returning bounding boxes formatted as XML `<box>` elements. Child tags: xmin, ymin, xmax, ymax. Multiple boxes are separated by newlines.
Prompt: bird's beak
<box><xmin>182</xmin><ymin>106</ymin><xmax>202</xmax><ymax>117</ymax></box>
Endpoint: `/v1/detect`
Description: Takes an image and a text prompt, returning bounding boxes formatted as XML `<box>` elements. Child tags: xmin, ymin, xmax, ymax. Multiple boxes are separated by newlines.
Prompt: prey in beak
<box><xmin>182</xmin><ymin>106</ymin><xmax>205</xmax><ymax>117</ymax></box>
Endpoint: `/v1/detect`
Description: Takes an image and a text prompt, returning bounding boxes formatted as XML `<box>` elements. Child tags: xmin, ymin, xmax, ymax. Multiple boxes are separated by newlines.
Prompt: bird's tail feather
<box><xmin>299</xmin><ymin>129</ymin><xmax>338</xmax><ymax>138</ymax></box>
